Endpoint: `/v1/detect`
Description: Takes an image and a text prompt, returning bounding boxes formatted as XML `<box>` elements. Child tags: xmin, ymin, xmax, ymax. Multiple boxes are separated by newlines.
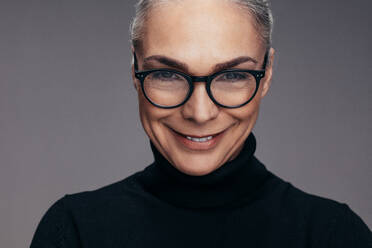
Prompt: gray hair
<box><xmin>129</xmin><ymin>0</ymin><xmax>273</xmax><ymax>53</ymax></box>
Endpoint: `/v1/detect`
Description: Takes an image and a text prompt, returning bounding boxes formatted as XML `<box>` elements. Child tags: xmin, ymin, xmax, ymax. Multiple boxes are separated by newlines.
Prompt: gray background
<box><xmin>1</xmin><ymin>0</ymin><xmax>371</xmax><ymax>247</ymax></box>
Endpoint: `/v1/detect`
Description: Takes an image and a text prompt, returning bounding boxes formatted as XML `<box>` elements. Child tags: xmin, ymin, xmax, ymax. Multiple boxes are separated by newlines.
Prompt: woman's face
<box><xmin>132</xmin><ymin>0</ymin><xmax>274</xmax><ymax>176</ymax></box>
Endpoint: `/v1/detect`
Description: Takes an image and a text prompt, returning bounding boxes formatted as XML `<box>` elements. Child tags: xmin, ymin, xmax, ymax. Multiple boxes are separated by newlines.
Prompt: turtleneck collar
<box><xmin>138</xmin><ymin>132</ymin><xmax>271</xmax><ymax>210</ymax></box>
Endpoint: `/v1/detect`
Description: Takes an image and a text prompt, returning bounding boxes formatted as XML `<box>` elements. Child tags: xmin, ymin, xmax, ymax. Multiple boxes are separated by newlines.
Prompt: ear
<box><xmin>131</xmin><ymin>46</ymin><xmax>140</xmax><ymax>92</ymax></box>
<box><xmin>260</xmin><ymin>47</ymin><xmax>275</xmax><ymax>98</ymax></box>
<box><xmin>131</xmin><ymin>63</ymin><xmax>139</xmax><ymax>92</ymax></box>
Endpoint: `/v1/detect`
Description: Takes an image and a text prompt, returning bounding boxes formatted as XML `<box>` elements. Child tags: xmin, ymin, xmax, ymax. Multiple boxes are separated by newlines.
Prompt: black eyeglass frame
<box><xmin>133</xmin><ymin>51</ymin><xmax>268</xmax><ymax>109</ymax></box>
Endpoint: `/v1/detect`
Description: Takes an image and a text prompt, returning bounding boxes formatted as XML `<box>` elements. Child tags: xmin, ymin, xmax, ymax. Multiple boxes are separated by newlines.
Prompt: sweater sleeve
<box><xmin>30</xmin><ymin>196</ymin><xmax>81</xmax><ymax>248</ymax></box>
<box><xmin>328</xmin><ymin>203</ymin><xmax>372</xmax><ymax>248</ymax></box>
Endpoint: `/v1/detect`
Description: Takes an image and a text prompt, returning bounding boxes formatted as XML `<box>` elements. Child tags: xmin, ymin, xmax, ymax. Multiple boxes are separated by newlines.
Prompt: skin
<box><xmin>132</xmin><ymin>0</ymin><xmax>275</xmax><ymax>176</ymax></box>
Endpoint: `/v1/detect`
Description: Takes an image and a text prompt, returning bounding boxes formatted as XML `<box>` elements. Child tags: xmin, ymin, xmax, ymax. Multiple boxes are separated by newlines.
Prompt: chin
<box><xmin>170</xmin><ymin>149</ymin><xmax>225</xmax><ymax>176</ymax></box>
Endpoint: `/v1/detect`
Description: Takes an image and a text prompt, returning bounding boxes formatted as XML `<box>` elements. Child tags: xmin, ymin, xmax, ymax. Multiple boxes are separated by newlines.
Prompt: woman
<box><xmin>30</xmin><ymin>0</ymin><xmax>372</xmax><ymax>247</ymax></box>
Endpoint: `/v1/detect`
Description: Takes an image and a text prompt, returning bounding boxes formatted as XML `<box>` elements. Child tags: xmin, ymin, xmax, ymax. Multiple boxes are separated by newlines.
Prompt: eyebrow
<box><xmin>142</xmin><ymin>55</ymin><xmax>258</xmax><ymax>74</ymax></box>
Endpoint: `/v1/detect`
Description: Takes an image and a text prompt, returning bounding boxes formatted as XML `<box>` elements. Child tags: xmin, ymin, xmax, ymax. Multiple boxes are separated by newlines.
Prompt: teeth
<box><xmin>186</xmin><ymin>135</ymin><xmax>213</xmax><ymax>142</ymax></box>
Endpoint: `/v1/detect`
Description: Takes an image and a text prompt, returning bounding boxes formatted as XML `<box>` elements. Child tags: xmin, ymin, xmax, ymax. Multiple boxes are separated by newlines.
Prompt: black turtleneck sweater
<box><xmin>30</xmin><ymin>133</ymin><xmax>372</xmax><ymax>247</ymax></box>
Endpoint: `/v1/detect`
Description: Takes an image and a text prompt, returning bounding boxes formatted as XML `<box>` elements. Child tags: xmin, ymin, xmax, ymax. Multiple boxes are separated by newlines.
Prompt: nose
<box><xmin>181</xmin><ymin>82</ymin><xmax>219</xmax><ymax>124</ymax></box>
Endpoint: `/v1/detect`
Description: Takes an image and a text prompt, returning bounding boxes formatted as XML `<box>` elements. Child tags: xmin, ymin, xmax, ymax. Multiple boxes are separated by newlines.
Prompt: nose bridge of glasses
<box><xmin>190</xmin><ymin>76</ymin><xmax>209</xmax><ymax>83</ymax></box>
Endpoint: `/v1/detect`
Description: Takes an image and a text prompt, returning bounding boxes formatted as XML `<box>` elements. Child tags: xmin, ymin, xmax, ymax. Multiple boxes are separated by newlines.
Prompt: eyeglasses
<box><xmin>133</xmin><ymin>51</ymin><xmax>267</xmax><ymax>109</ymax></box>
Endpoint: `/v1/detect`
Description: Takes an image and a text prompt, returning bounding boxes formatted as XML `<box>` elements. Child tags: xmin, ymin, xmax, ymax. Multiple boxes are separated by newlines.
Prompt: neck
<box><xmin>138</xmin><ymin>132</ymin><xmax>272</xmax><ymax>210</ymax></box>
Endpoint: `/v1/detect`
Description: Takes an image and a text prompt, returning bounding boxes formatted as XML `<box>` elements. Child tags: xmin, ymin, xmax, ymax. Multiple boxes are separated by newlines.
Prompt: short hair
<box><xmin>129</xmin><ymin>0</ymin><xmax>274</xmax><ymax>54</ymax></box>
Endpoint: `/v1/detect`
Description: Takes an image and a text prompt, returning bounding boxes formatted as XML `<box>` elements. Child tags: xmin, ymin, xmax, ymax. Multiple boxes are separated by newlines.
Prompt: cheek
<box><xmin>137</xmin><ymin>91</ymin><xmax>157</xmax><ymax>138</ymax></box>
<box><xmin>137</xmin><ymin>92</ymin><xmax>175</xmax><ymax>136</ymax></box>
<box><xmin>227</xmin><ymin>98</ymin><xmax>261</xmax><ymax>124</ymax></box>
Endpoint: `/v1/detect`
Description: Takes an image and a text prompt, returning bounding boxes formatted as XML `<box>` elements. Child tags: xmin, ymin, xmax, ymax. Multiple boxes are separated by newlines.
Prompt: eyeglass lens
<box><xmin>143</xmin><ymin>70</ymin><xmax>257</xmax><ymax>108</ymax></box>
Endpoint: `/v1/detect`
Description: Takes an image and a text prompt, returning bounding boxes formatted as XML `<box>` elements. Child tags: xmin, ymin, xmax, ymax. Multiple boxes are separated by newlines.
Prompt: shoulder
<box><xmin>30</xmin><ymin>195</ymin><xmax>80</xmax><ymax>247</ymax></box>
<box><xmin>269</xmin><ymin>176</ymin><xmax>372</xmax><ymax>246</ymax></box>
<box><xmin>262</xmin><ymin>172</ymin><xmax>350</xmax><ymax>219</ymax></box>
<box><xmin>31</xmin><ymin>169</ymin><xmax>147</xmax><ymax>247</ymax></box>
<box><xmin>62</xmin><ymin>168</ymin><xmax>148</xmax><ymax>212</ymax></box>
<box><xmin>279</xmin><ymin>180</ymin><xmax>346</xmax><ymax>220</ymax></box>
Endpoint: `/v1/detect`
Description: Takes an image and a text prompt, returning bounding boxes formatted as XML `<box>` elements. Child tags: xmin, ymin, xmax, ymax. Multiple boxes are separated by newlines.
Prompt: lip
<box><xmin>168</xmin><ymin>126</ymin><xmax>228</xmax><ymax>151</ymax></box>
<box><xmin>171</xmin><ymin>128</ymin><xmax>225</xmax><ymax>139</ymax></box>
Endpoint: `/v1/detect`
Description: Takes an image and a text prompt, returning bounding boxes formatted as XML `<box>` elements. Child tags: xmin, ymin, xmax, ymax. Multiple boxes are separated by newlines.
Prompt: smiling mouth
<box><xmin>172</xmin><ymin>129</ymin><xmax>224</xmax><ymax>142</ymax></box>
<box><xmin>185</xmin><ymin>135</ymin><xmax>213</xmax><ymax>142</ymax></box>
<box><xmin>169</xmin><ymin>126</ymin><xmax>227</xmax><ymax>150</ymax></box>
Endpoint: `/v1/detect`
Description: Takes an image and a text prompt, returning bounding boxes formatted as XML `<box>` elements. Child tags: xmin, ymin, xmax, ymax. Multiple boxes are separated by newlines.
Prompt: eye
<box><xmin>217</xmin><ymin>72</ymin><xmax>248</xmax><ymax>82</ymax></box>
<box><xmin>151</xmin><ymin>71</ymin><xmax>181</xmax><ymax>81</ymax></box>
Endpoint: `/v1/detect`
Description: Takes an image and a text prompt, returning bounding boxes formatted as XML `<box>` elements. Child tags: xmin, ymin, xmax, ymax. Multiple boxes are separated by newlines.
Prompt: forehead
<box><xmin>141</xmin><ymin>0</ymin><xmax>264</xmax><ymax>66</ymax></box>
